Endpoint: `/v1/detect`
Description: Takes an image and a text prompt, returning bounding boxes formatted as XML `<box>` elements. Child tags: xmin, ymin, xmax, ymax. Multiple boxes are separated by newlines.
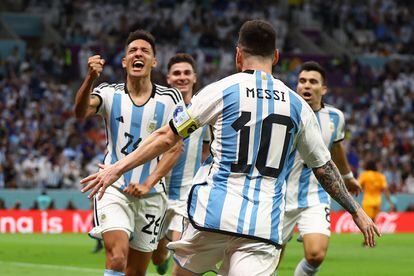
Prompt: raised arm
<box><xmin>331</xmin><ymin>141</ymin><xmax>361</xmax><ymax>196</ymax></box>
<box><xmin>74</xmin><ymin>55</ymin><xmax>105</xmax><ymax>119</ymax></box>
<box><xmin>312</xmin><ymin>160</ymin><xmax>381</xmax><ymax>246</ymax></box>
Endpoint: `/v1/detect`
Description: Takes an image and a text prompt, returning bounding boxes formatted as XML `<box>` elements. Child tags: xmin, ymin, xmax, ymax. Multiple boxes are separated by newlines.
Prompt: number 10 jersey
<box><xmin>92</xmin><ymin>82</ymin><xmax>182</xmax><ymax>194</ymax></box>
<box><xmin>175</xmin><ymin>70</ymin><xmax>330</xmax><ymax>246</ymax></box>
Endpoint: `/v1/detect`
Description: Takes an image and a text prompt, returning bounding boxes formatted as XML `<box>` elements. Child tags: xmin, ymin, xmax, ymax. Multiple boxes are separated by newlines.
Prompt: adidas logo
<box><xmin>150</xmin><ymin>238</ymin><xmax>156</xmax><ymax>244</ymax></box>
<box><xmin>116</xmin><ymin>116</ymin><xmax>124</xmax><ymax>123</ymax></box>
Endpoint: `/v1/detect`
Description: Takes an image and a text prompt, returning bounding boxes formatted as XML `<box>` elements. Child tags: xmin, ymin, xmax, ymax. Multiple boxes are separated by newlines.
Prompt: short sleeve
<box><xmin>171</xmin><ymin>84</ymin><xmax>222</xmax><ymax>138</ymax></box>
<box><xmin>296</xmin><ymin>104</ymin><xmax>331</xmax><ymax>168</ymax></box>
<box><xmin>334</xmin><ymin>110</ymin><xmax>345</xmax><ymax>142</ymax></box>
<box><xmin>91</xmin><ymin>83</ymin><xmax>109</xmax><ymax>116</ymax></box>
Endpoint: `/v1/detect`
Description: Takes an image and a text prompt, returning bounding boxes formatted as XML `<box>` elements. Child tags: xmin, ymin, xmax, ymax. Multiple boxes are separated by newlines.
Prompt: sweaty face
<box><xmin>167</xmin><ymin>62</ymin><xmax>196</xmax><ymax>95</ymax></box>
<box><xmin>297</xmin><ymin>70</ymin><xmax>327</xmax><ymax>111</ymax></box>
<box><xmin>122</xmin><ymin>39</ymin><xmax>156</xmax><ymax>78</ymax></box>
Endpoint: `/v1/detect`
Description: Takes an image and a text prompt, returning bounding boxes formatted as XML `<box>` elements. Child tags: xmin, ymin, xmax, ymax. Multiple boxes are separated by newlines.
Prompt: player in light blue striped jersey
<box><xmin>151</xmin><ymin>53</ymin><xmax>210</xmax><ymax>275</ymax></box>
<box><xmin>81</xmin><ymin>20</ymin><xmax>379</xmax><ymax>275</ymax></box>
<box><xmin>75</xmin><ymin>30</ymin><xmax>183</xmax><ymax>276</ymax></box>
<box><xmin>280</xmin><ymin>61</ymin><xmax>362</xmax><ymax>276</ymax></box>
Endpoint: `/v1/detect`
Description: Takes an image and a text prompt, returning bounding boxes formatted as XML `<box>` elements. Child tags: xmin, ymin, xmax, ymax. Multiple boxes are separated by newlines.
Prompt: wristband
<box><xmin>341</xmin><ymin>171</ymin><xmax>354</xmax><ymax>180</ymax></box>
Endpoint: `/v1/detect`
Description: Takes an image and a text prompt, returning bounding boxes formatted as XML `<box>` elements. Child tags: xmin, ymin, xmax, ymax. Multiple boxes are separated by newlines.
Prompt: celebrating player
<box><xmin>151</xmin><ymin>53</ymin><xmax>210</xmax><ymax>275</ymax></box>
<box><xmin>81</xmin><ymin>20</ymin><xmax>380</xmax><ymax>275</ymax></box>
<box><xmin>280</xmin><ymin>61</ymin><xmax>362</xmax><ymax>276</ymax></box>
<box><xmin>74</xmin><ymin>30</ymin><xmax>182</xmax><ymax>276</ymax></box>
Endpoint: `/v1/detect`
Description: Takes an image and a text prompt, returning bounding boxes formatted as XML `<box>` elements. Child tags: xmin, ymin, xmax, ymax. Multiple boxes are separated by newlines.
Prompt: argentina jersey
<box><xmin>285</xmin><ymin>104</ymin><xmax>345</xmax><ymax>211</ymax></box>
<box><xmin>165</xmin><ymin>125</ymin><xmax>210</xmax><ymax>201</ymax></box>
<box><xmin>171</xmin><ymin>70</ymin><xmax>330</xmax><ymax>246</ymax></box>
<box><xmin>92</xmin><ymin>82</ymin><xmax>182</xmax><ymax>194</ymax></box>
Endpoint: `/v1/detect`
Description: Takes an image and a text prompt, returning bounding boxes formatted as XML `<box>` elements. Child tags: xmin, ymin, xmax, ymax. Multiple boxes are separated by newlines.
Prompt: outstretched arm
<box><xmin>313</xmin><ymin>160</ymin><xmax>381</xmax><ymax>247</ymax></box>
<box><xmin>81</xmin><ymin>124</ymin><xmax>182</xmax><ymax>199</ymax></box>
<box><xmin>74</xmin><ymin>55</ymin><xmax>104</xmax><ymax>119</ymax></box>
<box><xmin>123</xmin><ymin>139</ymin><xmax>183</xmax><ymax>196</ymax></box>
<box><xmin>331</xmin><ymin>141</ymin><xmax>361</xmax><ymax>196</ymax></box>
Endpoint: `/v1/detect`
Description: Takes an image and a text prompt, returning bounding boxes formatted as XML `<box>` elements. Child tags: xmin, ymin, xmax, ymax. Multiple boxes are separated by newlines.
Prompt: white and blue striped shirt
<box><xmin>285</xmin><ymin>104</ymin><xmax>345</xmax><ymax>211</ymax></box>
<box><xmin>172</xmin><ymin>70</ymin><xmax>330</xmax><ymax>246</ymax></box>
<box><xmin>165</xmin><ymin>125</ymin><xmax>210</xmax><ymax>201</ymax></box>
<box><xmin>92</xmin><ymin>82</ymin><xmax>182</xmax><ymax>194</ymax></box>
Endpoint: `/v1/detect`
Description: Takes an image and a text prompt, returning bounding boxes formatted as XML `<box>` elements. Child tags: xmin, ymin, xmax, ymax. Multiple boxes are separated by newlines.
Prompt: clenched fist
<box><xmin>88</xmin><ymin>55</ymin><xmax>105</xmax><ymax>80</ymax></box>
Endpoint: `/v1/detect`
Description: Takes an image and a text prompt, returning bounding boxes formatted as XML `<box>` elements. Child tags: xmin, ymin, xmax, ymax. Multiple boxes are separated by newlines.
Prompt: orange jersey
<box><xmin>358</xmin><ymin>170</ymin><xmax>387</xmax><ymax>206</ymax></box>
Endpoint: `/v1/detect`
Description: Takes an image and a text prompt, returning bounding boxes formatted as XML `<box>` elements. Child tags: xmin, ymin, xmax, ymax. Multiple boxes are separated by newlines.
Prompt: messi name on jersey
<box><xmin>246</xmin><ymin>87</ymin><xmax>286</xmax><ymax>101</ymax></box>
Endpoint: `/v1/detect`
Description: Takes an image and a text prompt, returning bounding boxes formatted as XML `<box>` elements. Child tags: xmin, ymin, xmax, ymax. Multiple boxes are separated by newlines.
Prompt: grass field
<box><xmin>0</xmin><ymin>233</ymin><xmax>413</xmax><ymax>275</ymax></box>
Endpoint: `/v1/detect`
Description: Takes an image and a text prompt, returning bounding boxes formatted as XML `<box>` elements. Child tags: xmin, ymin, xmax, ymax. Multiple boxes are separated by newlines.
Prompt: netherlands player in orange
<box><xmin>358</xmin><ymin>160</ymin><xmax>395</xmax><ymax>221</ymax></box>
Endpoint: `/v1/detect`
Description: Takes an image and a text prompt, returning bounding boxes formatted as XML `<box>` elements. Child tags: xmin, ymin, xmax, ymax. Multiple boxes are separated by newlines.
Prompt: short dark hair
<box><xmin>300</xmin><ymin>61</ymin><xmax>327</xmax><ymax>85</ymax></box>
<box><xmin>238</xmin><ymin>20</ymin><xmax>276</xmax><ymax>58</ymax></box>
<box><xmin>167</xmin><ymin>53</ymin><xmax>196</xmax><ymax>72</ymax></box>
<box><xmin>365</xmin><ymin>160</ymin><xmax>377</xmax><ymax>171</ymax></box>
<box><xmin>125</xmin><ymin>29</ymin><xmax>156</xmax><ymax>55</ymax></box>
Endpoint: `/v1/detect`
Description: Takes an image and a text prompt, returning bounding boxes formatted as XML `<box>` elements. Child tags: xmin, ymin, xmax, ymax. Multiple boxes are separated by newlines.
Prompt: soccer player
<box><xmin>151</xmin><ymin>53</ymin><xmax>210</xmax><ymax>275</ymax></box>
<box><xmin>74</xmin><ymin>30</ymin><xmax>183</xmax><ymax>276</ymax></box>
<box><xmin>280</xmin><ymin>61</ymin><xmax>362</xmax><ymax>276</ymax></box>
<box><xmin>359</xmin><ymin>160</ymin><xmax>395</xmax><ymax>221</ymax></box>
<box><xmin>81</xmin><ymin>20</ymin><xmax>380</xmax><ymax>275</ymax></box>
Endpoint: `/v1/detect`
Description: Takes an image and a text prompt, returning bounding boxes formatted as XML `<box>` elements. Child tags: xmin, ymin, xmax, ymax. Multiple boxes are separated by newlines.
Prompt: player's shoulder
<box><xmin>323</xmin><ymin>104</ymin><xmax>344</xmax><ymax>117</ymax></box>
<box><xmin>154</xmin><ymin>83</ymin><xmax>183</xmax><ymax>105</ymax></box>
<box><xmin>93</xmin><ymin>82</ymin><xmax>125</xmax><ymax>95</ymax></box>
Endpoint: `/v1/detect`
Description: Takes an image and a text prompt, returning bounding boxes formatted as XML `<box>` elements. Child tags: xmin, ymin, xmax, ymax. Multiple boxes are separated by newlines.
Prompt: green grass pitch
<box><xmin>0</xmin><ymin>233</ymin><xmax>413</xmax><ymax>275</ymax></box>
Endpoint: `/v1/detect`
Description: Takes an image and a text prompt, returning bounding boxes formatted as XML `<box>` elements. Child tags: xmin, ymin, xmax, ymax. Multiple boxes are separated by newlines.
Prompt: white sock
<box><xmin>294</xmin><ymin>258</ymin><xmax>320</xmax><ymax>276</ymax></box>
<box><xmin>104</xmin><ymin>269</ymin><xmax>125</xmax><ymax>276</ymax></box>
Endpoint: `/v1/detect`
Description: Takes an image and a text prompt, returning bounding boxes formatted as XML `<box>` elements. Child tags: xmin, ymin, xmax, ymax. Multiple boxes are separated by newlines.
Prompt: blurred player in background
<box><xmin>359</xmin><ymin>160</ymin><xmax>395</xmax><ymax>221</ymax></box>
<box><xmin>280</xmin><ymin>61</ymin><xmax>362</xmax><ymax>276</ymax></box>
<box><xmin>81</xmin><ymin>20</ymin><xmax>379</xmax><ymax>275</ymax></box>
<box><xmin>151</xmin><ymin>53</ymin><xmax>210</xmax><ymax>275</ymax></box>
<box><xmin>74</xmin><ymin>30</ymin><xmax>182</xmax><ymax>276</ymax></box>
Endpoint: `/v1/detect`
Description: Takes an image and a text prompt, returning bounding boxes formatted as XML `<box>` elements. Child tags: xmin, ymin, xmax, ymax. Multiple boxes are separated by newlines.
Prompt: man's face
<box><xmin>297</xmin><ymin>70</ymin><xmax>327</xmax><ymax>111</ymax></box>
<box><xmin>167</xmin><ymin>62</ymin><xmax>197</xmax><ymax>95</ymax></box>
<box><xmin>122</xmin><ymin>39</ymin><xmax>157</xmax><ymax>78</ymax></box>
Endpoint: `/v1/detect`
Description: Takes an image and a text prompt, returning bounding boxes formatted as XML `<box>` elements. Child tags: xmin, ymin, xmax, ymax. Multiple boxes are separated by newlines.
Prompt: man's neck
<box><xmin>127</xmin><ymin>75</ymin><xmax>152</xmax><ymax>97</ymax></box>
<box><xmin>182</xmin><ymin>92</ymin><xmax>192</xmax><ymax>105</ymax></box>
<box><xmin>241</xmin><ymin>58</ymin><xmax>273</xmax><ymax>75</ymax></box>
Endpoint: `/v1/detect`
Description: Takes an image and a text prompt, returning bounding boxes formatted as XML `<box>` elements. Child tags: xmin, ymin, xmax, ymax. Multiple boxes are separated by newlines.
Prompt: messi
<box><xmin>246</xmin><ymin>87</ymin><xmax>286</xmax><ymax>102</ymax></box>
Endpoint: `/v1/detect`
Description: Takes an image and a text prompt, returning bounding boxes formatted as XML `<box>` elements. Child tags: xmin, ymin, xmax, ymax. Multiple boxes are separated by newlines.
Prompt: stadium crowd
<box><xmin>0</xmin><ymin>0</ymin><xmax>413</xmax><ymax>195</ymax></box>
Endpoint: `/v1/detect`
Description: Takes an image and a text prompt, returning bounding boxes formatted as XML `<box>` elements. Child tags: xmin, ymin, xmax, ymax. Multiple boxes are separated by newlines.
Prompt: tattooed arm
<box><xmin>313</xmin><ymin>160</ymin><xmax>381</xmax><ymax>246</ymax></box>
<box><xmin>313</xmin><ymin>160</ymin><xmax>359</xmax><ymax>213</ymax></box>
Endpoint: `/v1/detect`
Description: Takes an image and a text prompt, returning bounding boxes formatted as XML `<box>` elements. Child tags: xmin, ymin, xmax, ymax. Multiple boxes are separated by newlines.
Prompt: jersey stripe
<box><xmin>109</xmin><ymin>93</ymin><xmax>122</xmax><ymax>164</ymax></box>
<box><xmin>204</xmin><ymin>83</ymin><xmax>240</xmax><ymax>228</ymax></box>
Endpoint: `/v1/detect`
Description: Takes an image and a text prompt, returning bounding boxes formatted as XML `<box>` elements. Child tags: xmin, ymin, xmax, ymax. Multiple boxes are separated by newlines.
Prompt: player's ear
<box><xmin>321</xmin><ymin>83</ymin><xmax>328</xmax><ymax>96</ymax></box>
<box><xmin>122</xmin><ymin>57</ymin><xmax>126</xmax><ymax>69</ymax></box>
<box><xmin>235</xmin><ymin>47</ymin><xmax>243</xmax><ymax>71</ymax></box>
<box><xmin>152</xmin><ymin>57</ymin><xmax>158</xmax><ymax>68</ymax></box>
<box><xmin>193</xmin><ymin>73</ymin><xmax>197</xmax><ymax>84</ymax></box>
<box><xmin>272</xmin><ymin>50</ymin><xmax>279</xmax><ymax>66</ymax></box>
<box><xmin>166</xmin><ymin>73</ymin><xmax>172</xmax><ymax>85</ymax></box>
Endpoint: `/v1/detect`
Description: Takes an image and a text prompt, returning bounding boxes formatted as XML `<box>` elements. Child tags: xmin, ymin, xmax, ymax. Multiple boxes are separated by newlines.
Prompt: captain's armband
<box><xmin>170</xmin><ymin>102</ymin><xmax>199</xmax><ymax>138</ymax></box>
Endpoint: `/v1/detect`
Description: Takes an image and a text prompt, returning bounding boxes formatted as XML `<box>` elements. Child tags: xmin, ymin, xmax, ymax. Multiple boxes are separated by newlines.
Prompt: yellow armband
<box><xmin>171</xmin><ymin>102</ymin><xmax>199</xmax><ymax>138</ymax></box>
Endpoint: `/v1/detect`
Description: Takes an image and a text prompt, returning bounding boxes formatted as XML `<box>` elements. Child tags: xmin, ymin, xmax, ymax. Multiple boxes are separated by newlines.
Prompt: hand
<box><xmin>345</xmin><ymin>178</ymin><xmax>362</xmax><ymax>196</ymax></box>
<box><xmin>80</xmin><ymin>163</ymin><xmax>121</xmax><ymax>200</ymax></box>
<box><xmin>123</xmin><ymin>182</ymin><xmax>151</xmax><ymax>197</ymax></box>
<box><xmin>352</xmin><ymin>208</ymin><xmax>381</xmax><ymax>247</ymax></box>
<box><xmin>88</xmin><ymin>55</ymin><xmax>105</xmax><ymax>80</ymax></box>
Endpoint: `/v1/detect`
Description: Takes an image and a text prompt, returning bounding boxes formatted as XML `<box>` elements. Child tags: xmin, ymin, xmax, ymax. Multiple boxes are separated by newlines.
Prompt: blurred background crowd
<box><xmin>0</xmin><ymin>0</ymin><xmax>413</xmax><ymax>199</ymax></box>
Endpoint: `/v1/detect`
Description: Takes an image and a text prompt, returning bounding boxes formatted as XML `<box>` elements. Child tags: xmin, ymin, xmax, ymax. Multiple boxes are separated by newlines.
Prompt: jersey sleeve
<box><xmin>170</xmin><ymin>84</ymin><xmax>222</xmax><ymax>138</ymax></box>
<box><xmin>296</xmin><ymin>103</ymin><xmax>331</xmax><ymax>168</ymax></box>
<box><xmin>91</xmin><ymin>83</ymin><xmax>110</xmax><ymax>116</ymax></box>
<box><xmin>163</xmin><ymin>87</ymin><xmax>184</xmax><ymax>125</ymax></box>
<box><xmin>334</xmin><ymin>110</ymin><xmax>345</xmax><ymax>142</ymax></box>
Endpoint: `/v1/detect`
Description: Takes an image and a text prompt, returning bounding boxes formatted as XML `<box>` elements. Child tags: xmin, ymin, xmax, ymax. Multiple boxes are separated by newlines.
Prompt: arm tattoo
<box><xmin>313</xmin><ymin>160</ymin><xmax>359</xmax><ymax>214</ymax></box>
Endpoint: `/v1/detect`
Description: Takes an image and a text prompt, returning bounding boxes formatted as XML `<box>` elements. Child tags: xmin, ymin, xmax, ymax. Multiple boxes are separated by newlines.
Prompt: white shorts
<box><xmin>159</xmin><ymin>199</ymin><xmax>187</xmax><ymax>240</ymax></box>
<box><xmin>167</xmin><ymin>219</ymin><xmax>281</xmax><ymax>276</ymax></box>
<box><xmin>282</xmin><ymin>204</ymin><xmax>331</xmax><ymax>244</ymax></box>
<box><xmin>90</xmin><ymin>186</ymin><xmax>167</xmax><ymax>252</ymax></box>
